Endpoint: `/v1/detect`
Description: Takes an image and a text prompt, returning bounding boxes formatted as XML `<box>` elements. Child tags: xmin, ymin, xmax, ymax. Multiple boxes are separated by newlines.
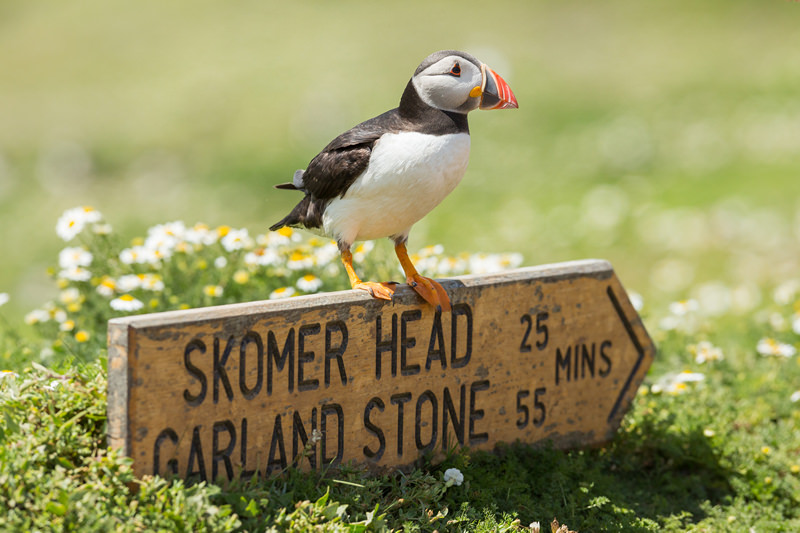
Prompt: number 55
<box><xmin>516</xmin><ymin>387</ymin><xmax>546</xmax><ymax>429</ymax></box>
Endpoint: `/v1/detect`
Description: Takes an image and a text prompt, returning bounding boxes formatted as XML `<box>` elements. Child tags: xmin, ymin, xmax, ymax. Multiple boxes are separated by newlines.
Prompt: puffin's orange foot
<box><xmin>407</xmin><ymin>274</ymin><xmax>451</xmax><ymax>312</ymax></box>
<box><xmin>354</xmin><ymin>281</ymin><xmax>397</xmax><ymax>301</ymax></box>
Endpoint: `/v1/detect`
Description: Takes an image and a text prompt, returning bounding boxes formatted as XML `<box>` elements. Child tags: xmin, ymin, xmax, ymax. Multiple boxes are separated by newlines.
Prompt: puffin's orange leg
<box><xmin>341</xmin><ymin>249</ymin><xmax>396</xmax><ymax>300</ymax></box>
<box><xmin>394</xmin><ymin>242</ymin><xmax>451</xmax><ymax>312</ymax></box>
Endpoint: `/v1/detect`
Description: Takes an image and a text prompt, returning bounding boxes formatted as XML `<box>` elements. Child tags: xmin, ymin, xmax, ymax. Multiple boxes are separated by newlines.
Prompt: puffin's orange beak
<box><xmin>478</xmin><ymin>64</ymin><xmax>518</xmax><ymax>110</ymax></box>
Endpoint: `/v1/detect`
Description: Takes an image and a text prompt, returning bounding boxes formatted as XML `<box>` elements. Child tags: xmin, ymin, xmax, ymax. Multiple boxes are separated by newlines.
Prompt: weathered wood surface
<box><xmin>107</xmin><ymin>259</ymin><xmax>655</xmax><ymax>482</ymax></box>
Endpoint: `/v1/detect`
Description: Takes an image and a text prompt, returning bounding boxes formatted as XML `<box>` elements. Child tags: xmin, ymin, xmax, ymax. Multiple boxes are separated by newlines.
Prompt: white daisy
<box><xmin>55</xmin><ymin>206</ymin><xmax>102</xmax><ymax>241</ymax></box>
<box><xmin>142</xmin><ymin>236</ymin><xmax>174</xmax><ymax>263</ymax></box>
<box><xmin>214</xmin><ymin>256</ymin><xmax>228</xmax><ymax>269</ymax></box>
<box><xmin>59</xmin><ymin>288</ymin><xmax>81</xmax><ymax>305</ymax></box>
<box><xmin>260</xmin><ymin>226</ymin><xmax>301</xmax><ymax>247</ymax></box>
<box><xmin>500</xmin><ymin>252</ymin><xmax>524</xmax><ymax>269</ymax></box>
<box><xmin>119</xmin><ymin>245</ymin><xmax>151</xmax><ymax>265</ymax></box>
<box><xmin>406</xmin><ymin>255</ymin><xmax>438</xmax><ymax>277</ymax></box>
<box><xmin>203</xmin><ymin>285</ymin><xmax>224</xmax><ymax>297</ymax></box>
<box><xmin>221</xmin><ymin>228</ymin><xmax>251</xmax><ymax>252</ymax></box>
<box><xmin>110</xmin><ymin>294</ymin><xmax>144</xmax><ymax>312</ymax></box>
<box><xmin>756</xmin><ymin>337</ymin><xmax>797</xmax><ymax>358</ymax></box>
<box><xmin>58</xmin><ymin>246</ymin><xmax>93</xmax><ymax>269</ymax></box>
<box><xmin>148</xmin><ymin>221</ymin><xmax>186</xmax><ymax>243</ymax></box>
<box><xmin>259</xmin><ymin>231</ymin><xmax>290</xmax><ymax>248</ymax></box>
<box><xmin>96</xmin><ymin>277</ymin><xmax>117</xmax><ymax>297</ymax></box>
<box><xmin>443</xmin><ymin>467</ymin><xmax>464</xmax><ymax>487</ymax></box>
<box><xmin>58</xmin><ymin>266</ymin><xmax>91</xmax><ymax>282</ymax></box>
<box><xmin>792</xmin><ymin>313</ymin><xmax>800</xmax><ymax>335</ymax></box>
<box><xmin>287</xmin><ymin>251</ymin><xmax>314</xmax><ymax>271</ymax></box>
<box><xmin>418</xmin><ymin>244</ymin><xmax>445</xmax><ymax>257</ymax></box>
<box><xmin>467</xmin><ymin>253</ymin><xmax>518</xmax><ymax>274</ymax></box>
<box><xmin>51</xmin><ymin>308</ymin><xmax>67</xmax><ymax>323</ymax></box>
<box><xmin>244</xmin><ymin>248</ymin><xmax>280</xmax><ymax>267</ymax></box>
<box><xmin>116</xmin><ymin>274</ymin><xmax>142</xmax><ymax>292</ymax></box>
<box><xmin>297</xmin><ymin>274</ymin><xmax>323</xmax><ymax>292</ymax></box>
<box><xmin>139</xmin><ymin>274</ymin><xmax>164</xmax><ymax>292</ymax></box>
<box><xmin>311</xmin><ymin>242</ymin><xmax>340</xmax><ymax>266</ymax></box>
<box><xmin>92</xmin><ymin>223</ymin><xmax>113</xmax><ymax>235</ymax></box>
<box><xmin>24</xmin><ymin>308</ymin><xmax>51</xmax><ymax>325</ymax></box>
<box><xmin>434</xmin><ymin>257</ymin><xmax>456</xmax><ymax>276</ymax></box>
<box><xmin>669</xmin><ymin>299</ymin><xmax>700</xmax><ymax>316</ymax></box>
<box><xmin>691</xmin><ymin>341</ymin><xmax>724</xmax><ymax>364</ymax></box>
<box><xmin>0</xmin><ymin>293</ymin><xmax>8</xmax><ymax>307</ymax></box>
<box><xmin>352</xmin><ymin>241</ymin><xmax>374</xmax><ymax>263</ymax></box>
<box><xmin>270</xmin><ymin>286</ymin><xmax>295</xmax><ymax>299</ymax></box>
<box><xmin>184</xmin><ymin>223</ymin><xmax>217</xmax><ymax>246</ymax></box>
<box><xmin>651</xmin><ymin>371</ymin><xmax>705</xmax><ymax>395</ymax></box>
<box><xmin>628</xmin><ymin>291</ymin><xmax>644</xmax><ymax>312</ymax></box>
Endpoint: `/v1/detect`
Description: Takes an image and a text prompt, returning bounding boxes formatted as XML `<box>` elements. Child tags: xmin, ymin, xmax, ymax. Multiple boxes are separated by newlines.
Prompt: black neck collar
<box><xmin>398</xmin><ymin>80</ymin><xmax>470</xmax><ymax>134</ymax></box>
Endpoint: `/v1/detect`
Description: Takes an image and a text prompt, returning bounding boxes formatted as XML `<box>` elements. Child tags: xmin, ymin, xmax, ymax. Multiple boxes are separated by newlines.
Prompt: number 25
<box><xmin>520</xmin><ymin>312</ymin><xmax>549</xmax><ymax>353</ymax></box>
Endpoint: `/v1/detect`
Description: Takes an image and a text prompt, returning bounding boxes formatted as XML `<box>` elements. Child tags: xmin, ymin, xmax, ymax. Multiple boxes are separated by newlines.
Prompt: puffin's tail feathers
<box><xmin>269</xmin><ymin>218</ymin><xmax>289</xmax><ymax>232</ymax></box>
<box><xmin>269</xmin><ymin>208</ymin><xmax>300</xmax><ymax>231</ymax></box>
<box><xmin>270</xmin><ymin>195</ymin><xmax>322</xmax><ymax>232</ymax></box>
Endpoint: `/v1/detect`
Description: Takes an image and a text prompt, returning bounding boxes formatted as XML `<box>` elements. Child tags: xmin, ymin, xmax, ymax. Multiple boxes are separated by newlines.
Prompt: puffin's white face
<box><xmin>411</xmin><ymin>54</ymin><xmax>484</xmax><ymax>114</ymax></box>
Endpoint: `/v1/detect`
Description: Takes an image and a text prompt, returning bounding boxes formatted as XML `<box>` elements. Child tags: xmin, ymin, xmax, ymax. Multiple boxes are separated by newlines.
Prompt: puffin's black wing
<box><xmin>300</xmin><ymin>109</ymin><xmax>402</xmax><ymax>199</ymax></box>
<box><xmin>270</xmin><ymin>109</ymin><xmax>403</xmax><ymax>231</ymax></box>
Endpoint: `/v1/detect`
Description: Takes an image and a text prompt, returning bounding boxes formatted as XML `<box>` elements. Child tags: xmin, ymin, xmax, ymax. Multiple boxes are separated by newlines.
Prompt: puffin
<box><xmin>270</xmin><ymin>50</ymin><xmax>517</xmax><ymax>312</ymax></box>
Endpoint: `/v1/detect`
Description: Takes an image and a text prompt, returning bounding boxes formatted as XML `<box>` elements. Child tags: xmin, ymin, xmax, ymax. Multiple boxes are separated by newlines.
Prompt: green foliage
<box><xmin>1</xmin><ymin>1</ymin><xmax>800</xmax><ymax>529</ymax></box>
<box><xmin>1</xmin><ymin>220</ymin><xmax>799</xmax><ymax>530</ymax></box>
<box><xmin>0</xmin><ymin>363</ymin><xmax>240</xmax><ymax>531</ymax></box>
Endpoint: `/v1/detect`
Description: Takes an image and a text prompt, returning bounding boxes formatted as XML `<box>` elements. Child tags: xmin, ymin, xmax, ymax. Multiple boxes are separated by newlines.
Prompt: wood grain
<box><xmin>107</xmin><ymin>259</ymin><xmax>655</xmax><ymax>482</ymax></box>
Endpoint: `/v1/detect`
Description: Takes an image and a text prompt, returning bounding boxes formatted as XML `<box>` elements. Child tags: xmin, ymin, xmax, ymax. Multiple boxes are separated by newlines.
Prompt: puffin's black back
<box><xmin>270</xmin><ymin>79</ymin><xmax>470</xmax><ymax>233</ymax></box>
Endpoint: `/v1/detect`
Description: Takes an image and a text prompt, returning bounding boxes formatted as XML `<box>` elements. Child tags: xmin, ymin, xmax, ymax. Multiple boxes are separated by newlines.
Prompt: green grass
<box><xmin>1</xmin><ymin>0</ymin><xmax>800</xmax><ymax>530</ymax></box>
<box><xmin>1</xmin><ymin>217</ymin><xmax>799</xmax><ymax>531</ymax></box>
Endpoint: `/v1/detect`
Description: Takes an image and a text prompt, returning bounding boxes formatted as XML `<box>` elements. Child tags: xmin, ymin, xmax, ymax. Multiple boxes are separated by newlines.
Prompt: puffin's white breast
<box><xmin>322</xmin><ymin>132</ymin><xmax>470</xmax><ymax>243</ymax></box>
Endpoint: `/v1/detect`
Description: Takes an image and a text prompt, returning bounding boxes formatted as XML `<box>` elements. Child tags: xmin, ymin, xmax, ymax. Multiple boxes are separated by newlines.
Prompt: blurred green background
<box><xmin>1</xmin><ymin>0</ymin><xmax>799</xmax><ymax>321</ymax></box>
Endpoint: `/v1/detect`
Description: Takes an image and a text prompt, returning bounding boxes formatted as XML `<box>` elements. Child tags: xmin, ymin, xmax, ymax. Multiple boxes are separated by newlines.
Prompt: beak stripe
<box><xmin>479</xmin><ymin>65</ymin><xmax>518</xmax><ymax>110</ymax></box>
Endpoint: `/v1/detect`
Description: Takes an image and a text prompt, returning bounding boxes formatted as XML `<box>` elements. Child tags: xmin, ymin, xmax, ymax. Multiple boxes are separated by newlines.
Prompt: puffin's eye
<box><xmin>449</xmin><ymin>63</ymin><xmax>461</xmax><ymax>77</ymax></box>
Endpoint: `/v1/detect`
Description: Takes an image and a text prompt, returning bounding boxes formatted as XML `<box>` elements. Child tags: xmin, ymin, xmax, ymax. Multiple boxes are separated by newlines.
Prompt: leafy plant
<box><xmin>0</xmin><ymin>207</ymin><xmax>799</xmax><ymax>531</ymax></box>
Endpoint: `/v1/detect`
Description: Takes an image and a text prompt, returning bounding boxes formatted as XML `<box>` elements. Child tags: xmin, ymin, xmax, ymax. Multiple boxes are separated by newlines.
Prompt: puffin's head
<box><xmin>411</xmin><ymin>50</ymin><xmax>518</xmax><ymax>114</ymax></box>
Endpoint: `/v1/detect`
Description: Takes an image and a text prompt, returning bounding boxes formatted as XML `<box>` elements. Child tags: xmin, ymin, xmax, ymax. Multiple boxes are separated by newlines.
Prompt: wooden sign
<box><xmin>107</xmin><ymin>259</ymin><xmax>654</xmax><ymax>482</ymax></box>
